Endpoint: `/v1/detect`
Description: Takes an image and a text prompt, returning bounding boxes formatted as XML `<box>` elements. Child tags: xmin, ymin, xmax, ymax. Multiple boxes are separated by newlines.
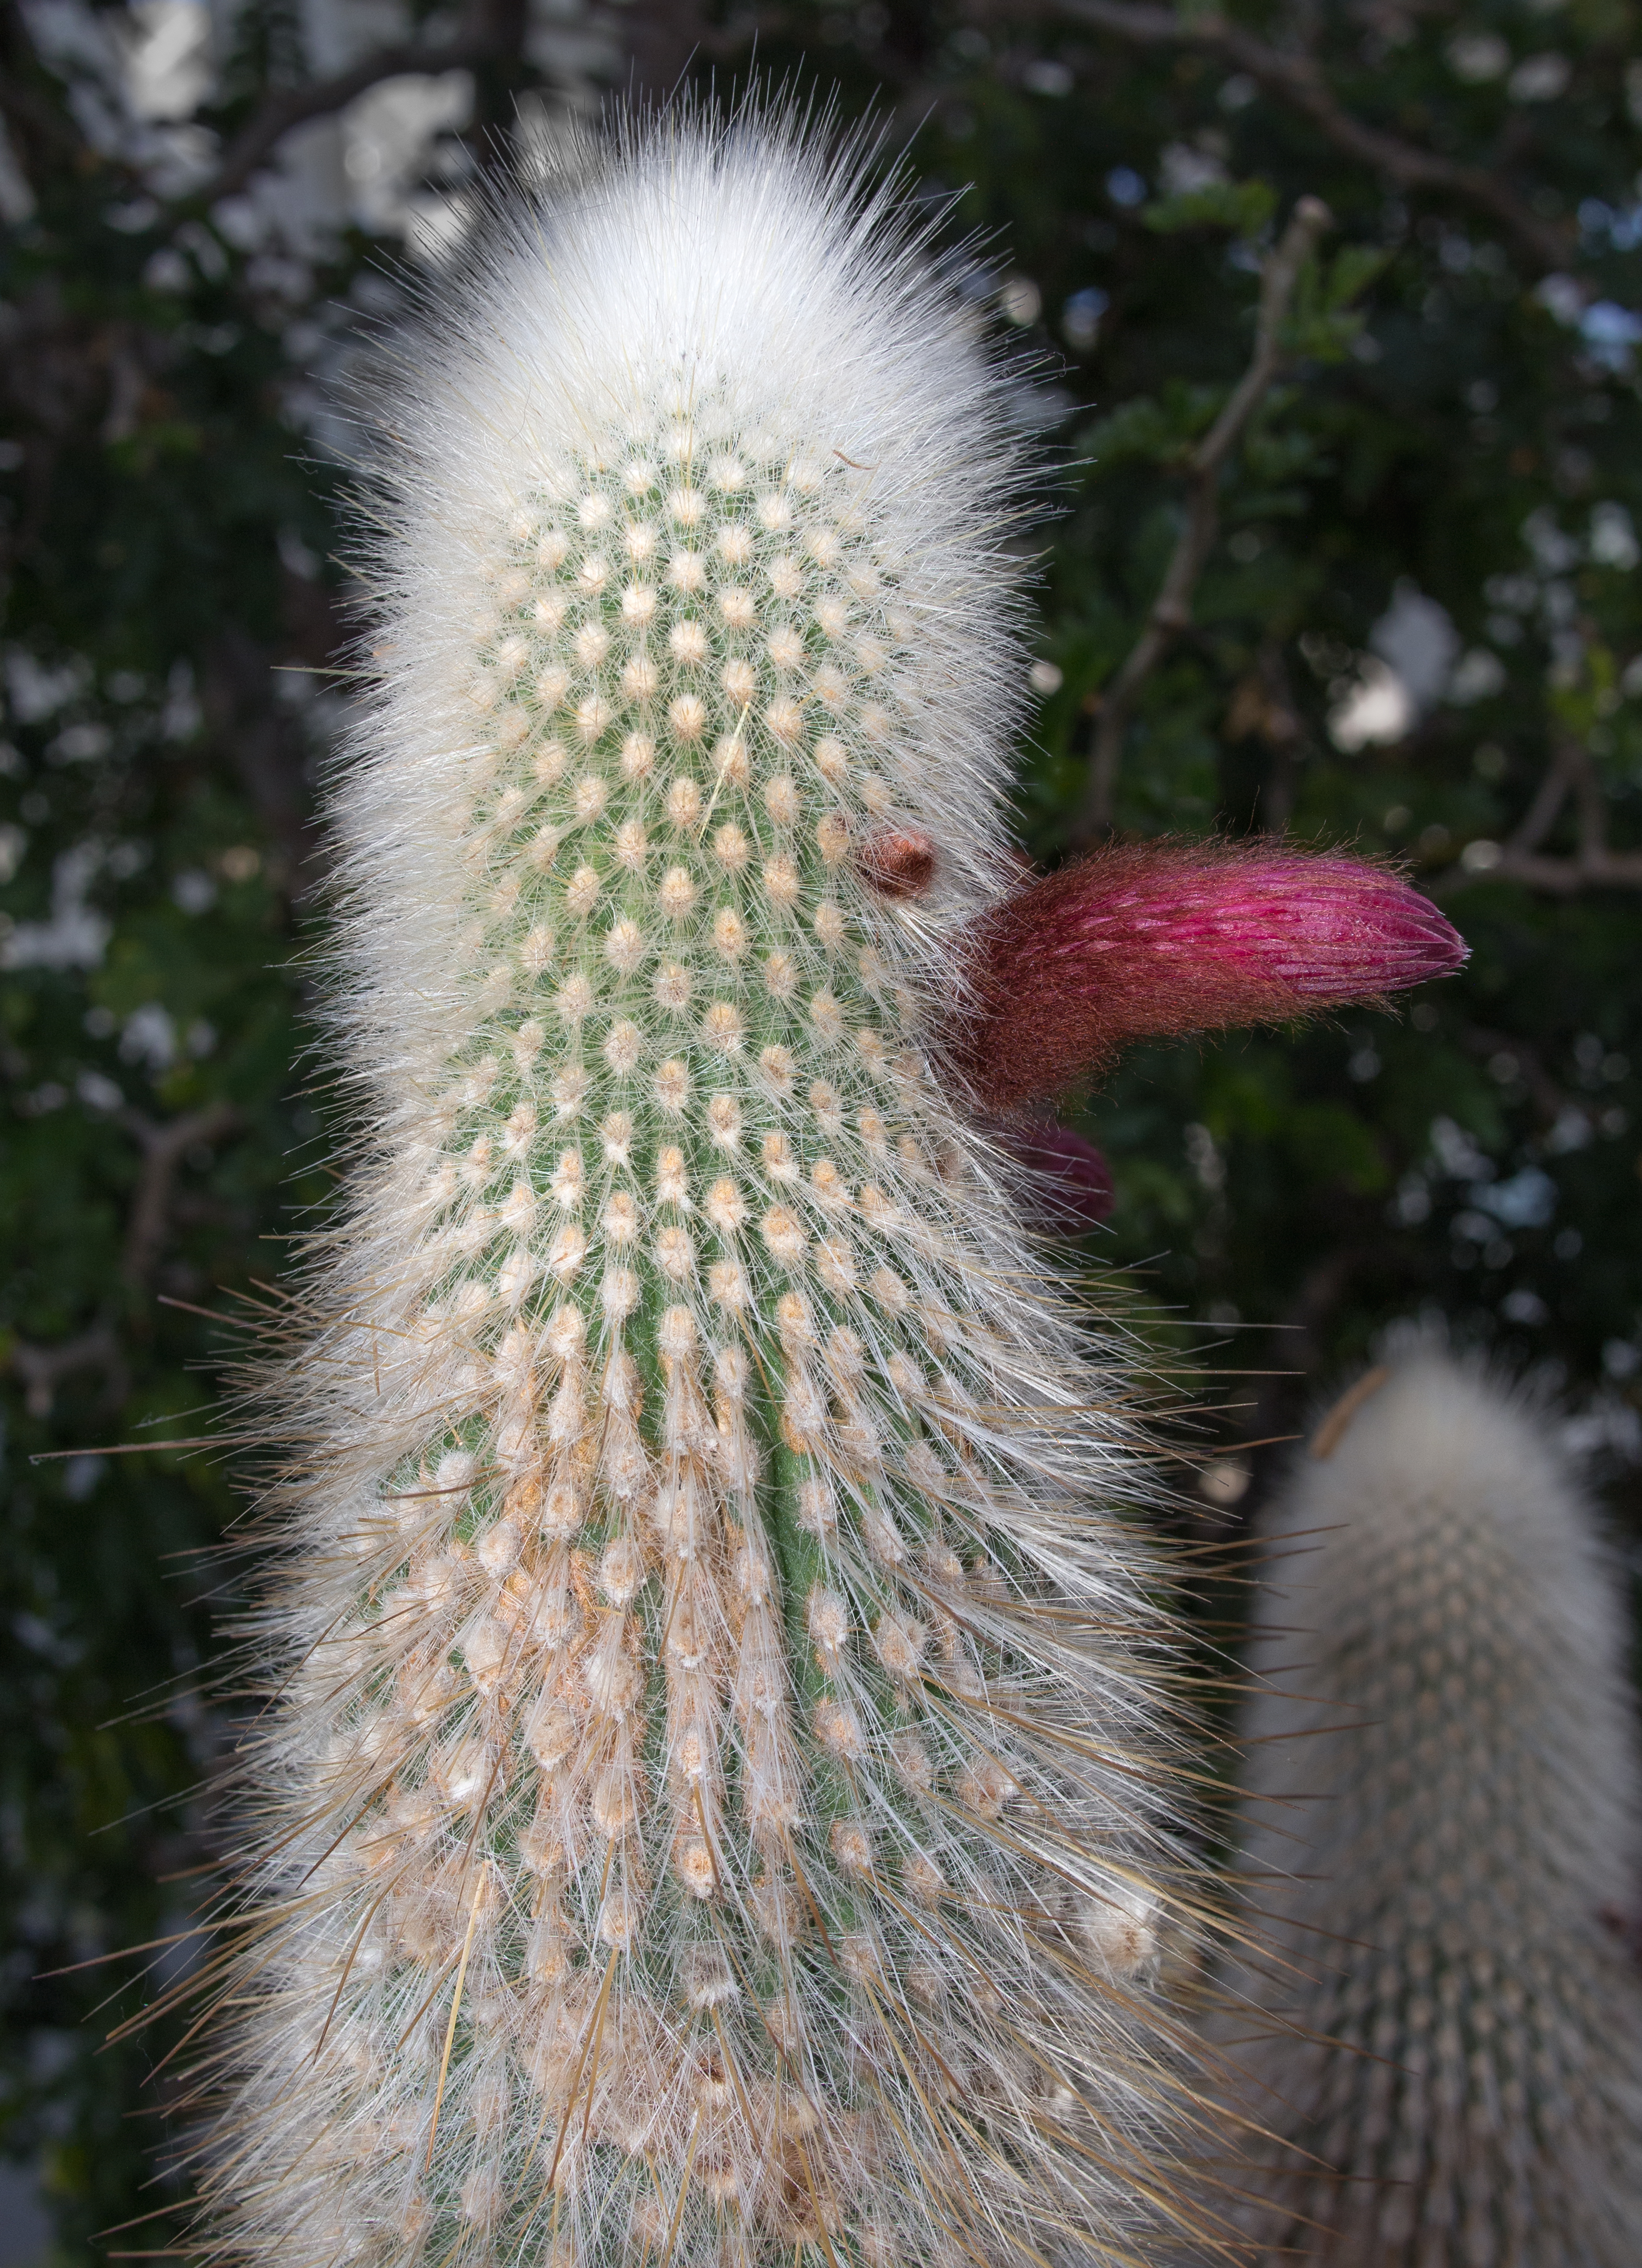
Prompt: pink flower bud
<box><xmin>999</xmin><ymin>1118</ymin><xmax>1114</xmax><ymax>1233</ymax></box>
<box><xmin>952</xmin><ymin>842</ymin><xmax>1466</xmax><ymax>1111</ymax></box>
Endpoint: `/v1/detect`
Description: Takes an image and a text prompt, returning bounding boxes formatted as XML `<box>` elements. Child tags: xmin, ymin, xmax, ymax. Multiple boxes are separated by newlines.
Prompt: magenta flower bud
<box><xmin>952</xmin><ymin>842</ymin><xmax>1467</xmax><ymax>1111</ymax></box>
<box><xmin>999</xmin><ymin>1118</ymin><xmax>1115</xmax><ymax>1233</ymax></box>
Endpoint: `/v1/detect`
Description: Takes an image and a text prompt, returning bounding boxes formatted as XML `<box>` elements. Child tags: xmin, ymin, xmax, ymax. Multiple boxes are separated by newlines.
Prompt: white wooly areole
<box><xmin>193</xmin><ymin>113</ymin><xmax>1202</xmax><ymax>2268</ymax></box>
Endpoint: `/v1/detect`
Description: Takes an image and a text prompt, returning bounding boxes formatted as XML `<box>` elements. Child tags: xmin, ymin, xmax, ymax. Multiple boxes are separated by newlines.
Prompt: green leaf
<box><xmin>1143</xmin><ymin>177</ymin><xmax>1277</xmax><ymax>239</ymax></box>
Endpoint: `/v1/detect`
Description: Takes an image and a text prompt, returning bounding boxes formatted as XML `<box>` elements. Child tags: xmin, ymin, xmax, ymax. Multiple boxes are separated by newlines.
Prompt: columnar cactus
<box><xmin>1220</xmin><ymin>1353</ymin><xmax>1642</xmax><ymax>2266</ymax></box>
<box><xmin>185</xmin><ymin>115</ymin><xmax>1467</xmax><ymax>2268</ymax></box>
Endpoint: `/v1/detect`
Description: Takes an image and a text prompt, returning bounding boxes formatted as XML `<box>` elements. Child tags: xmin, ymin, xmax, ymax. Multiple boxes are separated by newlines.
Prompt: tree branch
<box><xmin>1571</xmin><ymin>739</ymin><xmax>1609</xmax><ymax>866</ymax></box>
<box><xmin>1458</xmin><ymin>1021</ymin><xmax>1571</xmax><ymax>1131</ymax></box>
<box><xmin>1078</xmin><ymin>195</ymin><xmax>1332</xmax><ymax>839</ymax></box>
<box><xmin>202</xmin><ymin>623</ymin><xmax>329</xmax><ymax>897</ymax></box>
<box><xmin>193</xmin><ymin>1</ymin><xmax>523</xmax><ymax>207</ymax></box>
<box><xmin>1462</xmin><ymin>845</ymin><xmax>1642</xmax><ymax>894</ymax></box>
<box><xmin>6</xmin><ymin>1105</ymin><xmax>242</xmax><ymax>1428</ymax></box>
<box><xmin>120</xmin><ymin>1103</ymin><xmax>242</xmax><ymax>1286</ymax></box>
<box><xmin>1507</xmin><ymin>737</ymin><xmax>1578</xmax><ymax>854</ymax></box>
<box><xmin>0</xmin><ymin>0</ymin><xmax>92</xmax><ymax>186</ymax></box>
<box><xmin>7</xmin><ymin>1325</ymin><xmax>128</xmax><ymax>1421</ymax></box>
<box><xmin>619</xmin><ymin>0</ymin><xmax>771</xmax><ymax>97</ymax></box>
<box><xmin>1449</xmin><ymin>740</ymin><xmax>1642</xmax><ymax>892</ymax></box>
<box><xmin>1055</xmin><ymin>0</ymin><xmax>1574</xmax><ymax>273</ymax></box>
<box><xmin>1251</xmin><ymin>638</ymin><xmax>1306</xmax><ymax>835</ymax></box>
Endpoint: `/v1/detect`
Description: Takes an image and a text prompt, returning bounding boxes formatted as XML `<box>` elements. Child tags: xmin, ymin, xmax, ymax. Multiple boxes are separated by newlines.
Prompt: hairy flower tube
<box><xmin>950</xmin><ymin>842</ymin><xmax>1467</xmax><ymax>1111</ymax></box>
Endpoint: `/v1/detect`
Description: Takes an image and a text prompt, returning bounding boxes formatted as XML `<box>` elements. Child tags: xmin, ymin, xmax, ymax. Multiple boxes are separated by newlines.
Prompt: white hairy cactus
<box><xmin>1220</xmin><ymin>1352</ymin><xmax>1642</xmax><ymax>2265</ymax></box>
<box><xmin>188</xmin><ymin>114</ymin><xmax>1206</xmax><ymax>2268</ymax></box>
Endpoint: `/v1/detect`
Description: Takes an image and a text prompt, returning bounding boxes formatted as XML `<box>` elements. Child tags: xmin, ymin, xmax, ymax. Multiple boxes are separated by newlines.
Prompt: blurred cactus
<box><xmin>1219</xmin><ymin>1351</ymin><xmax>1642</xmax><ymax>2265</ymax></box>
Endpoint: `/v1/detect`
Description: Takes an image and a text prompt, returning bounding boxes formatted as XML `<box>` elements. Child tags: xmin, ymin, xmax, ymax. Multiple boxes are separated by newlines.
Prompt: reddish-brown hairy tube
<box><xmin>950</xmin><ymin>841</ymin><xmax>1467</xmax><ymax>1111</ymax></box>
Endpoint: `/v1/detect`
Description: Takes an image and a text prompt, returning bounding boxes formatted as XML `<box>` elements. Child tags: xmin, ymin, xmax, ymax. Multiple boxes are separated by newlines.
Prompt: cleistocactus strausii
<box><xmin>183</xmin><ymin>115</ymin><xmax>1465</xmax><ymax>2268</ymax></box>
<box><xmin>1219</xmin><ymin>1352</ymin><xmax>1642</xmax><ymax>2266</ymax></box>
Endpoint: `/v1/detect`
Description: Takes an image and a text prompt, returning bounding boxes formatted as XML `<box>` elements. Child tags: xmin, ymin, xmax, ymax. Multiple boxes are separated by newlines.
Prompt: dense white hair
<box><xmin>330</xmin><ymin>103</ymin><xmax>1033</xmax><ymax>1105</ymax></box>
<box><xmin>179</xmin><ymin>106</ymin><xmax>1208</xmax><ymax>2268</ymax></box>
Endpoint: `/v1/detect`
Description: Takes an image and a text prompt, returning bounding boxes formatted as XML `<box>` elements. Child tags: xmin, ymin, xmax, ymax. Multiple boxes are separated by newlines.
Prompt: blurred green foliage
<box><xmin>3</xmin><ymin>0</ymin><xmax>1641</xmax><ymax>2257</ymax></box>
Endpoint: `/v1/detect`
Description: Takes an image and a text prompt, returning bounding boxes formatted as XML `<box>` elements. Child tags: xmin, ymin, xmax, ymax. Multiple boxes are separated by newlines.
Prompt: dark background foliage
<box><xmin>3</xmin><ymin>2</ymin><xmax>1639</xmax><ymax>2258</ymax></box>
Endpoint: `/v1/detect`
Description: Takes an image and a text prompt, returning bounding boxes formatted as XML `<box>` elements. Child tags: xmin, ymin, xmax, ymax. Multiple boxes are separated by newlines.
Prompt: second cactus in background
<box><xmin>1218</xmin><ymin>1351</ymin><xmax>1642</xmax><ymax>2266</ymax></box>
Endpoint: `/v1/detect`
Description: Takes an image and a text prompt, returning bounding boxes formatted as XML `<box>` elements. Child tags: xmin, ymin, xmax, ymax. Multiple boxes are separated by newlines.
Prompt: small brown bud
<box><xmin>856</xmin><ymin>826</ymin><xmax>936</xmax><ymax>900</ymax></box>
